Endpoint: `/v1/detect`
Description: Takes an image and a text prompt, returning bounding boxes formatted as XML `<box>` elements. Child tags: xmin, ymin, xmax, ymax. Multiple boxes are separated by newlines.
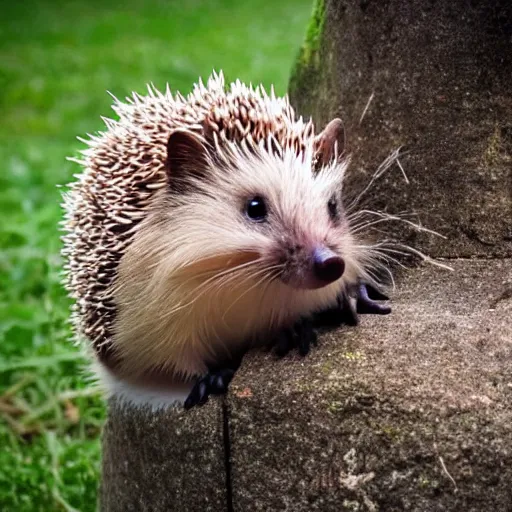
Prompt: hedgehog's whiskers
<box><xmin>160</xmin><ymin>258</ymin><xmax>282</xmax><ymax>319</ymax></box>
<box><xmin>348</xmin><ymin>209</ymin><xmax>445</xmax><ymax>239</ymax></box>
<box><xmin>158</xmin><ymin>261</ymin><xmax>263</xmax><ymax>318</ymax></box>
<box><xmin>220</xmin><ymin>264</ymin><xmax>284</xmax><ymax>322</ymax></box>
<box><xmin>345</xmin><ymin>147</ymin><xmax>408</xmax><ymax>213</ymax></box>
<box><xmin>357</xmin><ymin>236</ymin><xmax>453</xmax><ymax>275</ymax></box>
<box><xmin>347</xmin><ymin>192</ymin><xmax>453</xmax><ymax>278</ymax></box>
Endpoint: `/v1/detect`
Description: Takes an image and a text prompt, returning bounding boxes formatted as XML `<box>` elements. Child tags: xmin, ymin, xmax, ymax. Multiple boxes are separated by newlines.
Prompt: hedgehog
<box><xmin>61</xmin><ymin>71</ymin><xmax>392</xmax><ymax>409</ymax></box>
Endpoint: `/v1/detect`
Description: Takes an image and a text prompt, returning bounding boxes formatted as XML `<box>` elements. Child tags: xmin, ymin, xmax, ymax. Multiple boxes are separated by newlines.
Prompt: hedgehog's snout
<box><xmin>280</xmin><ymin>243</ymin><xmax>345</xmax><ymax>290</ymax></box>
<box><xmin>313</xmin><ymin>247</ymin><xmax>345</xmax><ymax>284</ymax></box>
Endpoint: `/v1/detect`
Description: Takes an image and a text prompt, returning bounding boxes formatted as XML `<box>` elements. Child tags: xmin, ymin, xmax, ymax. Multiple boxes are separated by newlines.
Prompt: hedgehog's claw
<box><xmin>363</xmin><ymin>283</ymin><xmax>390</xmax><ymax>302</ymax></box>
<box><xmin>184</xmin><ymin>360</ymin><xmax>242</xmax><ymax>410</ymax></box>
<box><xmin>274</xmin><ymin>318</ymin><xmax>317</xmax><ymax>358</ymax></box>
<box><xmin>356</xmin><ymin>283</ymin><xmax>391</xmax><ymax>315</ymax></box>
<box><xmin>313</xmin><ymin>282</ymin><xmax>390</xmax><ymax>329</ymax></box>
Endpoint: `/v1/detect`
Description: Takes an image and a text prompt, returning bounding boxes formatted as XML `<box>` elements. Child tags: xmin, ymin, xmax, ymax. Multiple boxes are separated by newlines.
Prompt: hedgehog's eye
<box><xmin>328</xmin><ymin>195</ymin><xmax>339</xmax><ymax>221</ymax></box>
<box><xmin>245</xmin><ymin>196</ymin><xmax>267</xmax><ymax>222</ymax></box>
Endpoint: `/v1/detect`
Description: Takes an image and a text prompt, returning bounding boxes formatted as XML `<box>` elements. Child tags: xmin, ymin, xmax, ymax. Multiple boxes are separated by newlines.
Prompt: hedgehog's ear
<box><xmin>313</xmin><ymin>118</ymin><xmax>345</xmax><ymax>169</ymax></box>
<box><xmin>166</xmin><ymin>130</ymin><xmax>210</xmax><ymax>190</ymax></box>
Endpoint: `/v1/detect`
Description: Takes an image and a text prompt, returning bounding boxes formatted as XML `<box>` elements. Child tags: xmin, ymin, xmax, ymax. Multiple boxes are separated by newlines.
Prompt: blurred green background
<box><xmin>0</xmin><ymin>0</ymin><xmax>312</xmax><ymax>509</ymax></box>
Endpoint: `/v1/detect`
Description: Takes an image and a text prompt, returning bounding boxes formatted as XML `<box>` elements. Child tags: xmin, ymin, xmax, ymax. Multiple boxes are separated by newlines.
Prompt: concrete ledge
<box><xmin>230</xmin><ymin>259</ymin><xmax>512</xmax><ymax>511</ymax></box>
<box><xmin>101</xmin><ymin>399</ymin><xmax>226</xmax><ymax>511</ymax></box>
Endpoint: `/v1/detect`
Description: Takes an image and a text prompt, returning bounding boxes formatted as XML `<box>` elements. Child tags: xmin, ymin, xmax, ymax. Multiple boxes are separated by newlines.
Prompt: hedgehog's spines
<box><xmin>76</xmin><ymin>135</ymin><xmax>93</xmax><ymax>146</ymax></box>
<box><xmin>164</xmin><ymin>83</ymin><xmax>173</xmax><ymax>100</ymax></box>
<box><xmin>66</xmin><ymin>156</ymin><xmax>87</xmax><ymax>166</ymax></box>
<box><xmin>106</xmin><ymin>90</ymin><xmax>121</xmax><ymax>104</ymax></box>
<box><xmin>101</xmin><ymin>116</ymin><xmax>118</xmax><ymax>131</ymax></box>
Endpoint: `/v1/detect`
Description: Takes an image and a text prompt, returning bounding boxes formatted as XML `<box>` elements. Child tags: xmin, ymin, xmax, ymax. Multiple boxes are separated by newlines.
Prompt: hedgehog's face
<box><xmin>240</xmin><ymin>190</ymin><xmax>346</xmax><ymax>290</ymax></box>
<box><xmin>164</xmin><ymin>120</ymin><xmax>360</xmax><ymax>295</ymax></box>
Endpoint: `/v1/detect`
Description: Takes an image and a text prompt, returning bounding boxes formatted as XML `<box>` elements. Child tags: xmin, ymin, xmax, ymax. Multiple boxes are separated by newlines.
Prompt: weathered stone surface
<box><xmin>100</xmin><ymin>400</ymin><xmax>226</xmax><ymax>511</ymax></box>
<box><xmin>230</xmin><ymin>259</ymin><xmax>512</xmax><ymax>511</ymax></box>
<box><xmin>290</xmin><ymin>0</ymin><xmax>512</xmax><ymax>259</ymax></box>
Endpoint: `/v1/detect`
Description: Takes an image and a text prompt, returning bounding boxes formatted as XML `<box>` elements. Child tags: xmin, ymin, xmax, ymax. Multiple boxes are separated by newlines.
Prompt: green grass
<box><xmin>0</xmin><ymin>1</ymin><xmax>313</xmax><ymax>510</ymax></box>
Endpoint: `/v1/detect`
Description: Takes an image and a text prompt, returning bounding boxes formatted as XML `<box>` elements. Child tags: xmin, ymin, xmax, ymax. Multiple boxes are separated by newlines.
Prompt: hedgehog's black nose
<box><xmin>313</xmin><ymin>248</ymin><xmax>345</xmax><ymax>284</ymax></box>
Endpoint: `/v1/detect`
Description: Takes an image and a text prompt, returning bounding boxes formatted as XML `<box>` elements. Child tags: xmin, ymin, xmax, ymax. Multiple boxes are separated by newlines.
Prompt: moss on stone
<box><xmin>301</xmin><ymin>0</ymin><xmax>325</xmax><ymax>67</ymax></box>
<box><xmin>483</xmin><ymin>125</ymin><xmax>503</xmax><ymax>168</ymax></box>
<box><xmin>340</xmin><ymin>350</ymin><xmax>366</xmax><ymax>362</ymax></box>
<box><xmin>288</xmin><ymin>0</ymin><xmax>325</xmax><ymax>97</ymax></box>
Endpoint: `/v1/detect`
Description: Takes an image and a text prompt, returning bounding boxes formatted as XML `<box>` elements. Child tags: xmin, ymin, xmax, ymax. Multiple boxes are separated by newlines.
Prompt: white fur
<box><xmin>96</xmin><ymin>363</ymin><xmax>192</xmax><ymax>410</ymax></box>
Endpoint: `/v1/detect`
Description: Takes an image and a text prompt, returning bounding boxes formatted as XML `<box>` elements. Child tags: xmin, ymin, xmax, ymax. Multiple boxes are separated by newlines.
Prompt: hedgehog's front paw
<box><xmin>356</xmin><ymin>283</ymin><xmax>391</xmax><ymax>315</ymax></box>
<box><xmin>313</xmin><ymin>282</ymin><xmax>391</xmax><ymax>329</ymax></box>
<box><xmin>184</xmin><ymin>368</ymin><xmax>236</xmax><ymax>410</ymax></box>
<box><xmin>273</xmin><ymin>318</ymin><xmax>317</xmax><ymax>358</ymax></box>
